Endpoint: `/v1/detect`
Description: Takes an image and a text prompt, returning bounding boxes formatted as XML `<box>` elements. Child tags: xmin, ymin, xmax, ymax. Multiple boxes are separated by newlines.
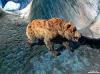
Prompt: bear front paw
<box><xmin>50</xmin><ymin>51</ymin><xmax>61</xmax><ymax>56</ymax></box>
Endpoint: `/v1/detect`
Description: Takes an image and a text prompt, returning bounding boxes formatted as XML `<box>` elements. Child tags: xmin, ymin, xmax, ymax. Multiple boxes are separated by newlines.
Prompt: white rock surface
<box><xmin>74</xmin><ymin>0</ymin><xmax>99</xmax><ymax>30</ymax></box>
<box><xmin>19</xmin><ymin>1</ymin><xmax>32</xmax><ymax>19</ymax></box>
<box><xmin>4</xmin><ymin>1</ymin><xmax>20</xmax><ymax>11</ymax></box>
<box><xmin>90</xmin><ymin>13</ymin><xmax>100</xmax><ymax>38</ymax></box>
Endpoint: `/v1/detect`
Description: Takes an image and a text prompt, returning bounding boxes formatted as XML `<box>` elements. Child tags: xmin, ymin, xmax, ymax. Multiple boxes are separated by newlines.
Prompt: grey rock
<box><xmin>0</xmin><ymin>0</ymin><xmax>100</xmax><ymax>74</ymax></box>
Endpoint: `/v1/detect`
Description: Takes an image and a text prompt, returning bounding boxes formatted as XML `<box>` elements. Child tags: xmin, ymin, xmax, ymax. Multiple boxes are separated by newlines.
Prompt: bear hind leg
<box><xmin>44</xmin><ymin>38</ymin><xmax>60</xmax><ymax>56</ymax></box>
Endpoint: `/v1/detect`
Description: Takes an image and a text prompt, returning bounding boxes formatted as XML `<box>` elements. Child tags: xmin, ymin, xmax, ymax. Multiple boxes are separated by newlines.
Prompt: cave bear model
<box><xmin>26</xmin><ymin>18</ymin><xmax>81</xmax><ymax>56</ymax></box>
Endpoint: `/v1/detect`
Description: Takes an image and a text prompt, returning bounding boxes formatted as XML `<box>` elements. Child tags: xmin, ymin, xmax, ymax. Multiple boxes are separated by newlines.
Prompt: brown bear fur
<box><xmin>26</xmin><ymin>18</ymin><xmax>81</xmax><ymax>56</ymax></box>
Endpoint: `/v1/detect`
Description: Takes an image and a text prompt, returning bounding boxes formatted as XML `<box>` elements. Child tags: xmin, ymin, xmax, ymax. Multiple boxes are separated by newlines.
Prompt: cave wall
<box><xmin>30</xmin><ymin>0</ymin><xmax>100</xmax><ymax>30</ymax></box>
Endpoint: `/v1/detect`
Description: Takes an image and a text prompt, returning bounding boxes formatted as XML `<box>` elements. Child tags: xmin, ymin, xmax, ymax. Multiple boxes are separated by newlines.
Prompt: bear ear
<box><xmin>66</xmin><ymin>21</ymin><xmax>71</xmax><ymax>28</ymax></box>
<box><xmin>66</xmin><ymin>24</ymin><xmax>71</xmax><ymax>28</ymax></box>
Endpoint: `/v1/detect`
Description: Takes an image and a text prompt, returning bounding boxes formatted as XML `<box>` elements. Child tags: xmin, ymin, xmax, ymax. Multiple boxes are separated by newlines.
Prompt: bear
<box><xmin>26</xmin><ymin>18</ymin><xmax>81</xmax><ymax>56</ymax></box>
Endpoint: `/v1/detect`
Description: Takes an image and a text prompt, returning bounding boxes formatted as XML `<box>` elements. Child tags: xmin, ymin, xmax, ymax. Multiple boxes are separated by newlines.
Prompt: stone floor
<box><xmin>0</xmin><ymin>14</ymin><xmax>100</xmax><ymax>74</ymax></box>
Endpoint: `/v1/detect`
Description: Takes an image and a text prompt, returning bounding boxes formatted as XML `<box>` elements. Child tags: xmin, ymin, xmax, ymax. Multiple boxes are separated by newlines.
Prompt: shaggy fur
<box><xmin>26</xmin><ymin>18</ymin><xmax>81</xmax><ymax>56</ymax></box>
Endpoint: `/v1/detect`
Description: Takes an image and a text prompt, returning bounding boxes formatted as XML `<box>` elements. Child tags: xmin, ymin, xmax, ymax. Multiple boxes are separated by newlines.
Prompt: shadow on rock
<box><xmin>78</xmin><ymin>35</ymin><xmax>100</xmax><ymax>49</ymax></box>
<box><xmin>29</xmin><ymin>36</ymin><xmax>80</xmax><ymax>55</ymax></box>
